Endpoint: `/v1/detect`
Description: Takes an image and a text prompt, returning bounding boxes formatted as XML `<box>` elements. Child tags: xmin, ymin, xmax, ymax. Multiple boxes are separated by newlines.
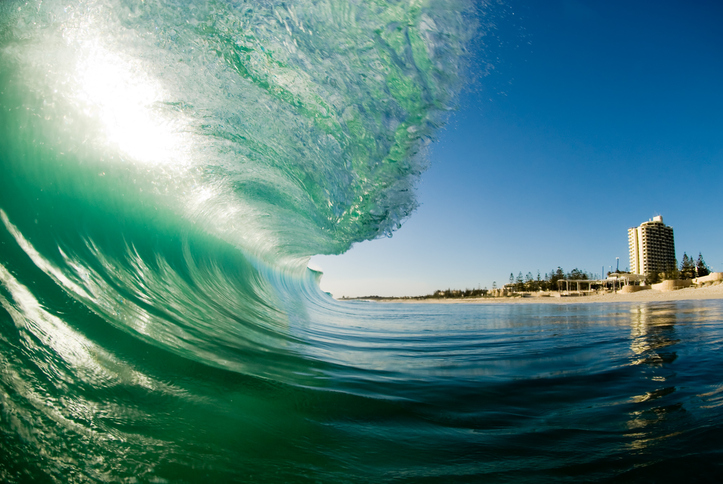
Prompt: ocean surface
<box><xmin>2</xmin><ymin>0</ymin><xmax>723</xmax><ymax>482</ymax></box>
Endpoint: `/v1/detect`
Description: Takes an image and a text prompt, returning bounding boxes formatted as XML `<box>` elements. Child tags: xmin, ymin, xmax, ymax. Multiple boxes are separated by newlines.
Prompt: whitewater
<box><xmin>2</xmin><ymin>0</ymin><xmax>723</xmax><ymax>482</ymax></box>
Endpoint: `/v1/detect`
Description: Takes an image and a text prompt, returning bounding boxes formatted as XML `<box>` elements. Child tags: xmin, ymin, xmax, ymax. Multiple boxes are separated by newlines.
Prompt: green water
<box><xmin>0</xmin><ymin>0</ymin><xmax>474</xmax><ymax>262</ymax></box>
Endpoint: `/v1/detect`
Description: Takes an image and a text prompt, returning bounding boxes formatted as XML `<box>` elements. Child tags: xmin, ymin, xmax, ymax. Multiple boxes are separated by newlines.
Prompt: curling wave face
<box><xmin>0</xmin><ymin>1</ymin><xmax>478</xmax><ymax>478</ymax></box>
<box><xmin>0</xmin><ymin>0</ymin><xmax>474</xmax><ymax>383</ymax></box>
<box><xmin>0</xmin><ymin>0</ymin><xmax>473</xmax><ymax>263</ymax></box>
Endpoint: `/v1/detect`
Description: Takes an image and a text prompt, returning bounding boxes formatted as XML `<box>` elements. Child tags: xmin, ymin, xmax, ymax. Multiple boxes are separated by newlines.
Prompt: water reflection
<box><xmin>626</xmin><ymin>304</ymin><xmax>682</xmax><ymax>452</ymax></box>
<box><xmin>629</xmin><ymin>304</ymin><xmax>680</xmax><ymax>366</ymax></box>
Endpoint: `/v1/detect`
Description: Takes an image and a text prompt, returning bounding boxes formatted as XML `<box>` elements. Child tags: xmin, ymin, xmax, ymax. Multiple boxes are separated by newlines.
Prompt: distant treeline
<box><xmin>343</xmin><ymin>288</ymin><xmax>488</xmax><ymax>301</ymax></box>
<box><xmin>503</xmin><ymin>267</ymin><xmax>592</xmax><ymax>293</ymax></box>
<box><xmin>506</xmin><ymin>251</ymin><xmax>712</xmax><ymax>290</ymax></box>
<box><xmin>429</xmin><ymin>288</ymin><xmax>487</xmax><ymax>299</ymax></box>
<box><xmin>342</xmin><ymin>253</ymin><xmax>713</xmax><ymax>301</ymax></box>
<box><xmin>647</xmin><ymin>252</ymin><xmax>710</xmax><ymax>284</ymax></box>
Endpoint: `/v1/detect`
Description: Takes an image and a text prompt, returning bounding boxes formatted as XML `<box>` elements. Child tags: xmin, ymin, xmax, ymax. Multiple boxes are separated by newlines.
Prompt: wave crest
<box><xmin>0</xmin><ymin>0</ymin><xmax>475</xmax><ymax>263</ymax></box>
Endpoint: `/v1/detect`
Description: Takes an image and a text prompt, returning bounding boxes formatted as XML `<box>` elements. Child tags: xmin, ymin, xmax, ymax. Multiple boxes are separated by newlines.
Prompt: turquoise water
<box><xmin>2</xmin><ymin>0</ymin><xmax>723</xmax><ymax>482</ymax></box>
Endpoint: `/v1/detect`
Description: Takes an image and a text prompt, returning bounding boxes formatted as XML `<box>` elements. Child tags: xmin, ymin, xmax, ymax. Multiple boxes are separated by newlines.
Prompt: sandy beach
<box><xmin>357</xmin><ymin>283</ymin><xmax>723</xmax><ymax>305</ymax></box>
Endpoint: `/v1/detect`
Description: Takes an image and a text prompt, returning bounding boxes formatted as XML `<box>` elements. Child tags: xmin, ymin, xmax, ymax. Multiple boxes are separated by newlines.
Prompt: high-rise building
<box><xmin>628</xmin><ymin>216</ymin><xmax>676</xmax><ymax>275</ymax></box>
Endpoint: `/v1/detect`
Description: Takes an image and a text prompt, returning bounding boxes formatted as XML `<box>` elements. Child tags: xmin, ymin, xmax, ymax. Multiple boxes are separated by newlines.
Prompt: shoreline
<box><xmin>345</xmin><ymin>284</ymin><xmax>723</xmax><ymax>305</ymax></box>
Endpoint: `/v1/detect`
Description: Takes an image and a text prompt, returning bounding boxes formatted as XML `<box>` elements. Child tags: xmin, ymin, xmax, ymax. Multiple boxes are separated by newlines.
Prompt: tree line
<box><xmin>343</xmin><ymin>252</ymin><xmax>712</xmax><ymax>300</ymax></box>
<box><xmin>646</xmin><ymin>252</ymin><xmax>710</xmax><ymax>284</ymax></box>
<box><xmin>342</xmin><ymin>288</ymin><xmax>489</xmax><ymax>301</ymax></box>
<box><xmin>504</xmin><ymin>252</ymin><xmax>712</xmax><ymax>291</ymax></box>
<box><xmin>503</xmin><ymin>267</ymin><xmax>593</xmax><ymax>293</ymax></box>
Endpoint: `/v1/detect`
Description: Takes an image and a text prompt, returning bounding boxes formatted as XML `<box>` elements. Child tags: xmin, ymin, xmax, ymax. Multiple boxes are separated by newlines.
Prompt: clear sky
<box><xmin>311</xmin><ymin>0</ymin><xmax>723</xmax><ymax>298</ymax></box>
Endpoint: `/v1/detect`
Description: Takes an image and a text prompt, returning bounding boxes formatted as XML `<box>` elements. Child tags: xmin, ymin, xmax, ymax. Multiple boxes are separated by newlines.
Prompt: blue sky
<box><xmin>311</xmin><ymin>0</ymin><xmax>723</xmax><ymax>298</ymax></box>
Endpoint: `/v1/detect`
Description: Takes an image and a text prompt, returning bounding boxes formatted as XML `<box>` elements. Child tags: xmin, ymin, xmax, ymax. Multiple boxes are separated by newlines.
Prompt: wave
<box><xmin>0</xmin><ymin>0</ymin><xmax>476</xmax><ymax>379</ymax></box>
<box><xmin>0</xmin><ymin>0</ymin><xmax>484</xmax><ymax>480</ymax></box>
<box><xmin>0</xmin><ymin>0</ymin><xmax>475</xmax><ymax>259</ymax></box>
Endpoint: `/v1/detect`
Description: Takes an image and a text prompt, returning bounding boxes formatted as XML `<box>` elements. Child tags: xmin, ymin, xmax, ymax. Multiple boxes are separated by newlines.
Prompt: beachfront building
<box><xmin>628</xmin><ymin>216</ymin><xmax>676</xmax><ymax>275</ymax></box>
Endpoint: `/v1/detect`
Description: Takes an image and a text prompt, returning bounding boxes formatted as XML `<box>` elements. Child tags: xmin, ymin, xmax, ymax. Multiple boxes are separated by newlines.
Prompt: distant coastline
<box><xmin>341</xmin><ymin>282</ymin><xmax>723</xmax><ymax>305</ymax></box>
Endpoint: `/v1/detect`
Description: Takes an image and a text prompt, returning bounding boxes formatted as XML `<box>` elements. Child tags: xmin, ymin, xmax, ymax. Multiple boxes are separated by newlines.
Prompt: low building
<box><xmin>606</xmin><ymin>272</ymin><xmax>646</xmax><ymax>286</ymax></box>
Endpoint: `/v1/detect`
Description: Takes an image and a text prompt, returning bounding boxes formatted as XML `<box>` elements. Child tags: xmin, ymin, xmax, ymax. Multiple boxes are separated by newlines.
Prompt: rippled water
<box><xmin>2</xmin><ymin>277</ymin><xmax>723</xmax><ymax>482</ymax></box>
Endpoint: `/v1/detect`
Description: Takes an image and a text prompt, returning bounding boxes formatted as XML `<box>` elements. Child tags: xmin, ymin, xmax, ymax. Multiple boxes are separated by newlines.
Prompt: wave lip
<box><xmin>0</xmin><ymin>0</ymin><xmax>476</xmax><ymax>265</ymax></box>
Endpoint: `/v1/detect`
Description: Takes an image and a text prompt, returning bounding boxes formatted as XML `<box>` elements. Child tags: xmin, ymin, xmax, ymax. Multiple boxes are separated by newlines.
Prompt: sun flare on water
<box><xmin>74</xmin><ymin>42</ymin><xmax>185</xmax><ymax>166</ymax></box>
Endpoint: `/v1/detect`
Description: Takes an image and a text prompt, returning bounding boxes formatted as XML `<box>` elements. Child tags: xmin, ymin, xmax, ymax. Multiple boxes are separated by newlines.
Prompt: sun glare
<box><xmin>74</xmin><ymin>43</ymin><xmax>185</xmax><ymax>166</ymax></box>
